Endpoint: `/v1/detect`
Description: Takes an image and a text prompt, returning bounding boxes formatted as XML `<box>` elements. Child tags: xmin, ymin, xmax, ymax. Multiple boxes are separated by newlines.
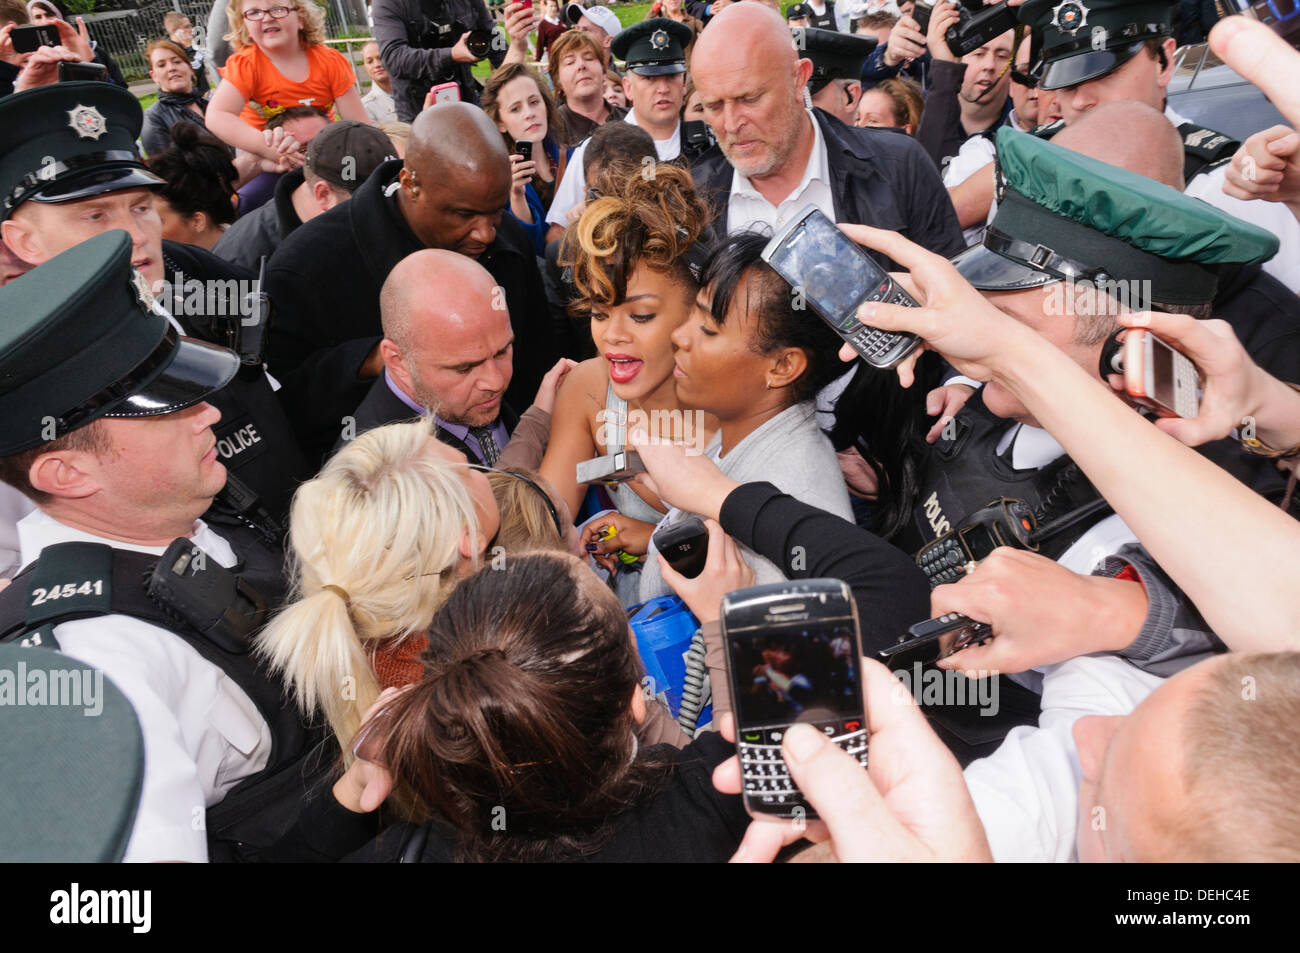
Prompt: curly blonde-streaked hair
<box><xmin>561</xmin><ymin>162</ymin><xmax>709</xmax><ymax>313</ymax></box>
<box><xmin>254</xmin><ymin>418</ymin><xmax>481</xmax><ymax>753</ymax></box>
<box><xmin>224</xmin><ymin>0</ymin><xmax>327</xmax><ymax>50</ymax></box>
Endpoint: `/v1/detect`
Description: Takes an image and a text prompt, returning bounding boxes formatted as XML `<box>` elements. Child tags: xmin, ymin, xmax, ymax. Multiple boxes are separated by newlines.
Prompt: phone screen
<box><xmin>1150</xmin><ymin>338</ymin><xmax>1175</xmax><ymax>402</ymax></box>
<box><xmin>727</xmin><ymin>622</ymin><xmax>861</xmax><ymax>727</ymax></box>
<box><xmin>765</xmin><ymin>212</ymin><xmax>888</xmax><ymax>331</ymax></box>
<box><xmin>960</xmin><ymin>521</ymin><xmax>998</xmax><ymax>562</ymax></box>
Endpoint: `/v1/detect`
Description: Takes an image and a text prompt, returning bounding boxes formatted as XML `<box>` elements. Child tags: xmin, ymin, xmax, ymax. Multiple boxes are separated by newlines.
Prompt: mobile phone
<box><xmin>761</xmin><ymin>205</ymin><xmax>922</xmax><ymax>369</ymax></box>
<box><xmin>876</xmin><ymin>612</ymin><xmax>993</xmax><ymax>669</ymax></box>
<box><xmin>57</xmin><ymin>61</ymin><xmax>108</xmax><ymax>83</ymax></box>
<box><xmin>430</xmin><ymin>81</ymin><xmax>460</xmax><ymax>104</ymax></box>
<box><xmin>516</xmin><ymin>139</ymin><xmax>532</xmax><ymax>161</ymax></box>
<box><xmin>575</xmin><ymin>449</ymin><xmax>645</xmax><ymax>485</ymax></box>
<box><xmin>1218</xmin><ymin>0</ymin><xmax>1300</xmax><ymax>51</ymax></box>
<box><xmin>652</xmin><ymin>516</ymin><xmax>709</xmax><ymax>579</ymax></box>
<box><xmin>1123</xmin><ymin>329</ymin><xmax>1201</xmax><ymax>419</ymax></box>
<box><xmin>914</xmin><ymin>498</ymin><xmax>1036</xmax><ymax>588</ymax></box>
<box><xmin>681</xmin><ymin>119</ymin><xmax>715</xmax><ymax>152</ymax></box>
<box><xmin>518</xmin><ymin>0</ymin><xmax>533</xmax><ymax>8</ymax></box>
<box><xmin>11</xmin><ymin>23</ymin><xmax>60</xmax><ymax>53</ymax></box>
<box><xmin>721</xmin><ymin>579</ymin><xmax>867</xmax><ymax>819</ymax></box>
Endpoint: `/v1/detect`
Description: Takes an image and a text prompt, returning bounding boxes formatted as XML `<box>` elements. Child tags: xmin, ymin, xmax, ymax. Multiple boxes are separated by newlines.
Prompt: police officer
<box><xmin>0</xmin><ymin>232</ymin><xmax>343</xmax><ymax>861</ymax></box>
<box><xmin>797</xmin><ymin>27</ymin><xmax>878</xmax><ymax>125</ymax></box>
<box><xmin>1017</xmin><ymin>0</ymin><xmax>1300</xmax><ymax>292</ymax></box>
<box><xmin>0</xmin><ymin>82</ymin><xmax>311</xmax><ymax>529</ymax></box>
<box><xmin>545</xmin><ymin>18</ymin><xmax>704</xmax><ymax>233</ymax></box>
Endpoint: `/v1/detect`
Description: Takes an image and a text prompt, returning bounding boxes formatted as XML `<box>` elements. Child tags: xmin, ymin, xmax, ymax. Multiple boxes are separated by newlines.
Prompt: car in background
<box><xmin>1168</xmin><ymin>42</ymin><xmax>1288</xmax><ymax>139</ymax></box>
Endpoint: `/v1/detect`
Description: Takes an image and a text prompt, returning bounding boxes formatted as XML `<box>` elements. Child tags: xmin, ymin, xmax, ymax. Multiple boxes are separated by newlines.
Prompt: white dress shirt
<box><xmin>16</xmin><ymin>509</ymin><xmax>273</xmax><ymax>862</ymax></box>
<box><xmin>1167</xmin><ymin>105</ymin><xmax>1300</xmax><ymax>294</ymax></box>
<box><xmin>362</xmin><ymin>85</ymin><xmax>398</xmax><ymax>125</ymax></box>
<box><xmin>726</xmin><ymin>109</ymin><xmax>836</xmax><ymax>236</ymax></box>
<box><xmin>545</xmin><ymin>111</ymin><xmax>682</xmax><ymax>228</ymax></box>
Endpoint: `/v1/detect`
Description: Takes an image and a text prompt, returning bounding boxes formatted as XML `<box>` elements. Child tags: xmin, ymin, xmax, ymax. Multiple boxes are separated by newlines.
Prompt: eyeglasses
<box><xmin>243</xmin><ymin>5</ymin><xmax>293</xmax><ymax>21</ymax></box>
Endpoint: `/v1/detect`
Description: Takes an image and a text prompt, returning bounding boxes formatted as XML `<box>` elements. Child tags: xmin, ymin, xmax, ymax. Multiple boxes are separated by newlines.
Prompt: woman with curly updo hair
<box><xmin>538</xmin><ymin>163</ymin><xmax>717</xmax><ymax>597</ymax></box>
<box><xmin>147</xmin><ymin>123</ymin><xmax>239</xmax><ymax>249</ymax></box>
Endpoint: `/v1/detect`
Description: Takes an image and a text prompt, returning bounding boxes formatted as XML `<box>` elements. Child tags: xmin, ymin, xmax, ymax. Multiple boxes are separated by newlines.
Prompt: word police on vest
<box><xmin>216</xmin><ymin>422</ymin><xmax>263</xmax><ymax>461</ymax></box>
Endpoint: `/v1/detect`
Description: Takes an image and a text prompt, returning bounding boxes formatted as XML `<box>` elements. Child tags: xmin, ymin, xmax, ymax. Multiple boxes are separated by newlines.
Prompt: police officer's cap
<box><xmin>951</xmin><ymin>127</ymin><xmax>1280</xmax><ymax>305</ymax></box>
<box><xmin>0</xmin><ymin>82</ymin><xmax>163</xmax><ymax>222</ymax></box>
<box><xmin>612</xmin><ymin>18</ymin><xmax>693</xmax><ymax>75</ymax></box>
<box><xmin>786</xmin><ymin>2</ymin><xmax>814</xmax><ymax>19</ymax></box>
<box><xmin>1018</xmin><ymin>0</ymin><xmax>1175</xmax><ymax>90</ymax></box>
<box><xmin>0</xmin><ymin>231</ymin><xmax>239</xmax><ymax>455</ymax></box>
<box><xmin>796</xmin><ymin>28</ymin><xmax>878</xmax><ymax>94</ymax></box>
<box><xmin>0</xmin><ymin>644</ymin><xmax>144</xmax><ymax>861</ymax></box>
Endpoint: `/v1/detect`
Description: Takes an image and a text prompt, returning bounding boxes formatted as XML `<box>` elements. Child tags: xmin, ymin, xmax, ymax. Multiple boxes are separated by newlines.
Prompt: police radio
<box><xmin>914</xmin><ymin>498</ymin><xmax>1036</xmax><ymax>587</ymax></box>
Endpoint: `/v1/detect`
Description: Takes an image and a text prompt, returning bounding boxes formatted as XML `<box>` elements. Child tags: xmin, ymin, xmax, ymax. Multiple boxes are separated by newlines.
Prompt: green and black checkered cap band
<box><xmin>0</xmin><ymin>231</ymin><xmax>239</xmax><ymax>454</ymax></box>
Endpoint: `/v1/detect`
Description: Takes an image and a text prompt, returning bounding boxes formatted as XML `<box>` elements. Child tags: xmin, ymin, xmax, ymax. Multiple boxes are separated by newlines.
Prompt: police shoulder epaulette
<box><xmin>1177</xmin><ymin>122</ymin><xmax>1239</xmax><ymax>166</ymax></box>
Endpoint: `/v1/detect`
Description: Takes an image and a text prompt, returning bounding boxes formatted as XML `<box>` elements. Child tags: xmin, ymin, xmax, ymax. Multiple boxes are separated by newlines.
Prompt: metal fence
<box><xmin>83</xmin><ymin>0</ymin><xmax>371</xmax><ymax>84</ymax></box>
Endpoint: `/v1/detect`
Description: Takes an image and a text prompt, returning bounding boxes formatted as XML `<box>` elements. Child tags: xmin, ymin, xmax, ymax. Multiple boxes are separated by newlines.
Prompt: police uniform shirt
<box><xmin>1165</xmin><ymin>106</ymin><xmax>1300</xmax><ymax>295</ymax></box>
<box><xmin>942</xmin><ymin>132</ymin><xmax>1001</xmax><ymax>247</ymax></box>
<box><xmin>15</xmin><ymin>509</ymin><xmax>273</xmax><ymax>862</ymax></box>
<box><xmin>545</xmin><ymin>111</ymin><xmax>682</xmax><ymax>229</ymax></box>
<box><xmin>726</xmin><ymin>109</ymin><xmax>836</xmax><ymax>234</ymax></box>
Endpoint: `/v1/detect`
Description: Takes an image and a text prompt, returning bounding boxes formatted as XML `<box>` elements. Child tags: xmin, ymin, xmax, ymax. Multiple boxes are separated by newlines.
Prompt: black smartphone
<box><xmin>652</xmin><ymin>516</ymin><xmax>709</xmax><ymax>579</ymax></box>
<box><xmin>721</xmin><ymin>579</ymin><xmax>866</xmax><ymax>819</ymax></box>
<box><xmin>761</xmin><ymin>205</ymin><xmax>921</xmax><ymax>369</ymax></box>
<box><xmin>11</xmin><ymin>23</ymin><xmax>60</xmax><ymax>53</ymax></box>
<box><xmin>915</xmin><ymin>498</ymin><xmax>1036</xmax><ymax>588</ymax></box>
<box><xmin>876</xmin><ymin>612</ymin><xmax>993</xmax><ymax>669</ymax></box>
<box><xmin>516</xmin><ymin>139</ymin><xmax>532</xmax><ymax>161</ymax></box>
<box><xmin>57</xmin><ymin>61</ymin><xmax>108</xmax><ymax>83</ymax></box>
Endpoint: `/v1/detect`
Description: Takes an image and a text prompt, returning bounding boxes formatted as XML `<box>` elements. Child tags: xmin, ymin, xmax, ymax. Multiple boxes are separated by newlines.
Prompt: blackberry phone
<box><xmin>876</xmin><ymin>612</ymin><xmax>994</xmax><ymax>669</ymax></box>
<box><xmin>761</xmin><ymin>205</ymin><xmax>922</xmax><ymax>369</ymax></box>
<box><xmin>516</xmin><ymin>139</ymin><xmax>532</xmax><ymax>162</ymax></box>
<box><xmin>915</xmin><ymin>498</ymin><xmax>1036</xmax><ymax>588</ymax></box>
<box><xmin>721</xmin><ymin>579</ymin><xmax>867</xmax><ymax>819</ymax></box>
<box><xmin>652</xmin><ymin>516</ymin><xmax>708</xmax><ymax>579</ymax></box>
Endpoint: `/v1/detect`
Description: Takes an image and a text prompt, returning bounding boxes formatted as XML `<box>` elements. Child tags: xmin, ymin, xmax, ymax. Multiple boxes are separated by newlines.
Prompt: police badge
<box><xmin>131</xmin><ymin>269</ymin><xmax>157</xmax><ymax>312</ymax></box>
<box><xmin>1050</xmin><ymin>0</ymin><xmax>1088</xmax><ymax>35</ymax></box>
<box><xmin>650</xmin><ymin>28</ymin><xmax>669</xmax><ymax>50</ymax></box>
<box><xmin>67</xmin><ymin>104</ymin><xmax>108</xmax><ymax>140</ymax></box>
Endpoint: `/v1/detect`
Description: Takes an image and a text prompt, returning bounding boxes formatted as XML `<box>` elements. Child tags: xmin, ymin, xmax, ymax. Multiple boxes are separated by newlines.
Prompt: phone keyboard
<box><xmin>916</xmin><ymin>536</ymin><xmax>971</xmax><ymax>587</ymax></box>
<box><xmin>739</xmin><ymin>719</ymin><xmax>867</xmax><ymax>815</ymax></box>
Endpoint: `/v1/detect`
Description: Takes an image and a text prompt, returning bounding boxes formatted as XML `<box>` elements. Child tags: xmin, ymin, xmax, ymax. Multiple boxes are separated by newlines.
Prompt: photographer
<box><xmin>372</xmin><ymin>0</ymin><xmax>536</xmax><ymax>119</ymax></box>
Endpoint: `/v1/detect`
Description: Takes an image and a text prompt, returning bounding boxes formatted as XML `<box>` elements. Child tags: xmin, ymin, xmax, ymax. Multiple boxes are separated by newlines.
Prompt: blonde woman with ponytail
<box><xmin>539</xmin><ymin>163</ymin><xmax>717</xmax><ymax>592</ymax></box>
<box><xmin>256</xmin><ymin>419</ymin><xmax>500</xmax><ymax>751</ymax></box>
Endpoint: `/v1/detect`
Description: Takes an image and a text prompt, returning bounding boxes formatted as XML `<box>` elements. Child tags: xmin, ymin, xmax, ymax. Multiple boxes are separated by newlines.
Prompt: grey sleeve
<box><xmin>1093</xmin><ymin>543</ymin><xmax>1225</xmax><ymax>677</ymax></box>
<box><xmin>373</xmin><ymin>0</ymin><xmax>453</xmax><ymax>81</ymax></box>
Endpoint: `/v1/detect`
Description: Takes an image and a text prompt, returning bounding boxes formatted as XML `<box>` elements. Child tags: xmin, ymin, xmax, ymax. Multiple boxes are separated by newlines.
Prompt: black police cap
<box><xmin>0</xmin><ymin>82</ymin><xmax>163</xmax><ymax>222</ymax></box>
<box><xmin>0</xmin><ymin>231</ymin><xmax>239</xmax><ymax>455</ymax></box>
<box><xmin>795</xmin><ymin>27</ymin><xmax>878</xmax><ymax>92</ymax></box>
<box><xmin>612</xmin><ymin>18</ymin><xmax>693</xmax><ymax>75</ymax></box>
<box><xmin>1017</xmin><ymin>0</ymin><xmax>1175</xmax><ymax>90</ymax></box>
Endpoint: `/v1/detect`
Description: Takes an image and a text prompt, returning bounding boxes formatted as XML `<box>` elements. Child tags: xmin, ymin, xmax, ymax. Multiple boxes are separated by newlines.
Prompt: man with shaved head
<box><xmin>333</xmin><ymin>248</ymin><xmax>573</xmax><ymax>467</ymax></box>
<box><xmin>688</xmin><ymin>3</ymin><xmax>963</xmax><ymax>264</ymax></box>
<box><xmin>265</xmin><ymin>102</ymin><xmax>559</xmax><ymax>464</ymax></box>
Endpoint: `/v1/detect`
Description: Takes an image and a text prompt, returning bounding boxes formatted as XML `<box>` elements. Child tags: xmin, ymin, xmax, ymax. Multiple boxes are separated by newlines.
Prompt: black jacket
<box><xmin>371</xmin><ymin>0</ymin><xmax>506</xmax><ymax>120</ymax></box>
<box><xmin>690</xmin><ymin>108</ymin><xmax>967</xmax><ymax>268</ymax></box>
<box><xmin>160</xmin><ymin>241</ymin><xmax>313</xmax><ymax>522</ymax></box>
<box><xmin>914</xmin><ymin>58</ymin><xmax>1010</xmax><ymax>175</ymax></box>
<box><xmin>141</xmin><ymin>93</ymin><xmax>212</xmax><ymax>158</ymax></box>
<box><xmin>330</xmin><ymin>373</ymin><xmax>520</xmax><ymax>461</ymax></box>
<box><xmin>264</xmin><ymin>159</ymin><xmax>557</xmax><ymax>465</ymax></box>
<box><xmin>212</xmin><ymin>168</ymin><xmax>305</xmax><ymax>274</ymax></box>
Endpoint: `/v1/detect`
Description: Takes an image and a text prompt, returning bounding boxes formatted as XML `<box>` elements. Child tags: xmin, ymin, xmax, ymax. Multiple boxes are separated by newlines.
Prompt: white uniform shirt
<box><xmin>362</xmin><ymin>85</ymin><xmax>398</xmax><ymax>125</ymax></box>
<box><xmin>959</xmin><ymin>424</ymin><xmax>1163</xmax><ymax>861</ymax></box>
<box><xmin>726</xmin><ymin>110</ymin><xmax>835</xmax><ymax>236</ymax></box>
<box><xmin>546</xmin><ymin>111</ymin><xmax>682</xmax><ymax>228</ymax></box>
<box><xmin>16</xmin><ymin>510</ymin><xmax>273</xmax><ymax>862</ymax></box>
<box><xmin>1167</xmin><ymin>105</ymin><xmax>1300</xmax><ymax>294</ymax></box>
<box><xmin>942</xmin><ymin>132</ymin><xmax>998</xmax><ymax>247</ymax></box>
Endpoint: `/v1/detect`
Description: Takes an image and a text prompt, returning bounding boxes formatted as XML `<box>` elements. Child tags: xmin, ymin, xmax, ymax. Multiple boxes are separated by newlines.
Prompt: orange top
<box><xmin>370</xmin><ymin>632</ymin><xmax>430</xmax><ymax>691</ymax></box>
<box><xmin>220</xmin><ymin>43</ymin><xmax>356</xmax><ymax>130</ymax></box>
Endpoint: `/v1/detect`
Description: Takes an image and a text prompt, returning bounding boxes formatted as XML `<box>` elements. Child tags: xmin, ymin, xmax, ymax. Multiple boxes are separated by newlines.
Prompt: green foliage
<box><xmin>61</xmin><ymin>0</ymin><xmax>97</xmax><ymax>13</ymax></box>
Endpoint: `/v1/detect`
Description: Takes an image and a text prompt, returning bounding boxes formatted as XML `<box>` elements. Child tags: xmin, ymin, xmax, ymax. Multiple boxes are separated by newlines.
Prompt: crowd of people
<box><xmin>0</xmin><ymin>0</ymin><xmax>1298</xmax><ymax>864</ymax></box>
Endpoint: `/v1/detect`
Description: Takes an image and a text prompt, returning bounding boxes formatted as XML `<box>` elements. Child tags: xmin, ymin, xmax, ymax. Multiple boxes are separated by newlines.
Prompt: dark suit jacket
<box><xmin>690</xmin><ymin>108</ymin><xmax>966</xmax><ymax>268</ymax></box>
<box><xmin>332</xmin><ymin>374</ymin><xmax>520</xmax><ymax>463</ymax></box>
<box><xmin>265</xmin><ymin>159</ymin><xmax>557</xmax><ymax>466</ymax></box>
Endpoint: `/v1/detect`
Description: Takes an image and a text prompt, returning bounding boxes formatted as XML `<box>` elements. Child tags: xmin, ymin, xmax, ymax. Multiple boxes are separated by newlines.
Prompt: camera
<box><xmin>946</xmin><ymin>0</ymin><xmax>1018</xmax><ymax>58</ymax></box>
<box><xmin>416</xmin><ymin>0</ymin><xmax>498</xmax><ymax>58</ymax></box>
